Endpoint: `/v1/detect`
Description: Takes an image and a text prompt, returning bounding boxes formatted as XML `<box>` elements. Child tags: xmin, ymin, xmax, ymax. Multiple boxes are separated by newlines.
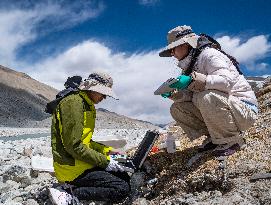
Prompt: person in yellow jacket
<box><xmin>49</xmin><ymin>72</ymin><xmax>130</xmax><ymax>205</ymax></box>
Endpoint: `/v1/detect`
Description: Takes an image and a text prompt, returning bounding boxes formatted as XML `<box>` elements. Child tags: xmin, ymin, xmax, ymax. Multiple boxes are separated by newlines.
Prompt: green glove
<box><xmin>161</xmin><ymin>92</ymin><xmax>172</xmax><ymax>98</ymax></box>
<box><xmin>169</xmin><ymin>75</ymin><xmax>192</xmax><ymax>90</ymax></box>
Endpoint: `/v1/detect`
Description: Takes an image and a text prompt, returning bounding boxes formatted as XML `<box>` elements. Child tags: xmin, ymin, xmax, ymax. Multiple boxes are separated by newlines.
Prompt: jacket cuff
<box><xmin>188</xmin><ymin>71</ymin><xmax>207</xmax><ymax>92</ymax></box>
<box><xmin>103</xmin><ymin>146</ymin><xmax>113</xmax><ymax>161</ymax></box>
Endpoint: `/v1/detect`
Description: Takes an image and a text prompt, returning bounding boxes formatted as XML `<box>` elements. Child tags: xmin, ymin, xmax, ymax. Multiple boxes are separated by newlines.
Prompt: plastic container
<box><xmin>166</xmin><ymin>132</ymin><xmax>176</xmax><ymax>153</ymax></box>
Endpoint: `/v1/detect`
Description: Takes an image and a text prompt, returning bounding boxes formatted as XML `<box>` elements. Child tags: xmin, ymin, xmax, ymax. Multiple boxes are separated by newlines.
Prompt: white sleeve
<box><xmin>203</xmin><ymin>52</ymin><xmax>238</xmax><ymax>93</ymax></box>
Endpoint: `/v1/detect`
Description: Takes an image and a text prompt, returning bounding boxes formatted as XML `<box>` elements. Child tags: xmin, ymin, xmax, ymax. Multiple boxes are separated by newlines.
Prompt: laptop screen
<box><xmin>131</xmin><ymin>130</ymin><xmax>159</xmax><ymax>169</ymax></box>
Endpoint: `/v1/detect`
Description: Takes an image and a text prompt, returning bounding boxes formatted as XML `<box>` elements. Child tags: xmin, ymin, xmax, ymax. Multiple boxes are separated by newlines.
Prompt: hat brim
<box><xmin>79</xmin><ymin>84</ymin><xmax>119</xmax><ymax>100</ymax></box>
<box><xmin>159</xmin><ymin>34</ymin><xmax>199</xmax><ymax>57</ymax></box>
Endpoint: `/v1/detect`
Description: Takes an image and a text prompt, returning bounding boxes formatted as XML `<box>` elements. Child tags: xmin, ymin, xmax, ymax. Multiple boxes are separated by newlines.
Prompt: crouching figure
<box><xmin>159</xmin><ymin>25</ymin><xmax>258</xmax><ymax>157</ymax></box>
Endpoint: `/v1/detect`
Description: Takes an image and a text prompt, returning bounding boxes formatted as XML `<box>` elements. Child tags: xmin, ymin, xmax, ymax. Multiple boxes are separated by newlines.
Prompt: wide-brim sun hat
<box><xmin>159</xmin><ymin>25</ymin><xmax>199</xmax><ymax>57</ymax></box>
<box><xmin>78</xmin><ymin>72</ymin><xmax>118</xmax><ymax>100</ymax></box>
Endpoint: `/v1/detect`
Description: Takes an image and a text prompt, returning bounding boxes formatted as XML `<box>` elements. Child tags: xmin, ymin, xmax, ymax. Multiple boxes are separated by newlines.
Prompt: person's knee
<box><xmin>111</xmin><ymin>181</ymin><xmax>130</xmax><ymax>202</ymax></box>
<box><xmin>170</xmin><ymin>102</ymin><xmax>196</xmax><ymax>123</ymax></box>
<box><xmin>194</xmin><ymin>90</ymin><xmax>225</xmax><ymax>109</ymax></box>
<box><xmin>170</xmin><ymin>102</ymin><xmax>185</xmax><ymax>121</ymax></box>
<box><xmin>170</xmin><ymin>102</ymin><xmax>178</xmax><ymax>119</ymax></box>
<box><xmin>119</xmin><ymin>182</ymin><xmax>130</xmax><ymax>197</ymax></box>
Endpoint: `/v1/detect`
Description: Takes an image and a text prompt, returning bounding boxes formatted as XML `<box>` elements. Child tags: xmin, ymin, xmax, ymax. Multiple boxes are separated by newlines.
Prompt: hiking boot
<box><xmin>198</xmin><ymin>138</ymin><xmax>217</xmax><ymax>152</ymax></box>
<box><xmin>212</xmin><ymin>143</ymin><xmax>241</xmax><ymax>157</ymax></box>
<box><xmin>49</xmin><ymin>187</ymin><xmax>80</xmax><ymax>205</ymax></box>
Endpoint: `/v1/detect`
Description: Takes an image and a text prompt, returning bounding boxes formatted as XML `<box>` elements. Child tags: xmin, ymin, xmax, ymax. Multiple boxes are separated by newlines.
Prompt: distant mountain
<box><xmin>0</xmin><ymin>65</ymin><xmax>58</xmax><ymax>127</ymax></box>
<box><xmin>96</xmin><ymin>108</ymin><xmax>158</xmax><ymax>129</ymax></box>
<box><xmin>246</xmin><ymin>76</ymin><xmax>266</xmax><ymax>93</ymax></box>
<box><xmin>0</xmin><ymin>65</ymin><xmax>158</xmax><ymax>130</ymax></box>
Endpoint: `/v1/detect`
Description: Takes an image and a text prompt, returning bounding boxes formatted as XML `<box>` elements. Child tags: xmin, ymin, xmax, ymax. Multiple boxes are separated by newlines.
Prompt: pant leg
<box><xmin>170</xmin><ymin>101</ymin><xmax>209</xmax><ymax>140</ymax></box>
<box><xmin>192</xmin><ymin>90</ymin><xmax>243</xmax><ymax>145</ymax></box>
<box><xmin>228</xmin><ymin>95</ymin><xmax>258</xmax><ymax>131</ymax></box>
<box><xmin>70</xmin><ymin>169</ymin><xmax>130</xmax><ymax>203</ymax></box>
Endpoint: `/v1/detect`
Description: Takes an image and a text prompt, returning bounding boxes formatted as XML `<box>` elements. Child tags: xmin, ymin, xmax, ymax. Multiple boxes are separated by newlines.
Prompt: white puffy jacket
<box><xmin>174</xmin><ymin>47</ymin><xmax>258</xmax><ymax>106</ymax></box>
<box><xmin>195</xmin><ymin>47</ymin><xmax>258</xmax><ymax>106</ymax></box>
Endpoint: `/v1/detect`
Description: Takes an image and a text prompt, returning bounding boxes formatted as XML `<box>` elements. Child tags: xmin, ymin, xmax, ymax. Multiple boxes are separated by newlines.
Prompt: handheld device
<box><xmin>154</xmin><ymin>78</ymin><xmax>178</xmax><ymax>95</ymax></box>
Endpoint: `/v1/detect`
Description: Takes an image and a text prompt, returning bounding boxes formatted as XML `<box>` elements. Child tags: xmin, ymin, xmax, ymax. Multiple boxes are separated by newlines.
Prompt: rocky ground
<box><xmin>1</xmin><ymin>90</ymin><xmax>270</xmax><ymax>205</ymax></box>
<box><xmin>0</xmin><ymin>76</ymin><xmax>270</xmax><ymax>204</ymax></box>
<box><xmin>137</xmin><ymin>77</ymin><xmax>271</xmax><ymax>205</ymax></box>
<box><xmin>0</xmin><ymin>126</ymin><xmax>159</xmax><ymax>205</ymax></box>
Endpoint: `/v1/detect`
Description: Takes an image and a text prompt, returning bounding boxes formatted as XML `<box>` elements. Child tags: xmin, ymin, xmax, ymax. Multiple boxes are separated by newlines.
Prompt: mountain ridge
<box><xmin>0</xmin><ymin>65</ymin><xmax>158</xmax><ymax>130</ymax></box>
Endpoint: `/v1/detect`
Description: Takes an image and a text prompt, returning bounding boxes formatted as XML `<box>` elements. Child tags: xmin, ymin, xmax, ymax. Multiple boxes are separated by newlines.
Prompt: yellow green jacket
<box><xmin>51</xmin><ymin>91</ymin><xmax>112</xmax><ymax>182</ymax></box>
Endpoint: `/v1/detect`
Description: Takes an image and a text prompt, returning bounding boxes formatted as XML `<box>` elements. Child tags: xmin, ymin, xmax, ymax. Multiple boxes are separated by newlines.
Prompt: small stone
<box><xmin>23</xmin><ymin>147</ymin><xmax>33</xmax><ymax>157</ymax></box>
<box><xmin>132</xmin><ymin>197</ymin><xmax>150</xmax><ymax>205</ymax></box>
<box><xmin>33</xmin><ymin>147</ymin><xmax>43</xmax><ymax>156</ymax></box>
<box><xmin>20</xmin><ymin>176</ymin><xmax>32</xmax><ymax>188</ymax></box>
<box><xmin>30</xmin><ymin>169</ymin><xmax>39</xmax><ymax>178</ymax></box>
<box><xmin>13</xmin><ymin>197</ymin><xmax>23</xmax><ymax>203</ymax></box>
<box><xmin>24</xmin><ymin>199</ymin><xmax>39</xmax><ymax>205</ymax></box>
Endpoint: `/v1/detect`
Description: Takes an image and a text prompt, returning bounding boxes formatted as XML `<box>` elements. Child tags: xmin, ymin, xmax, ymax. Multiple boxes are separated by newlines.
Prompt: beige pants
<box><xmin>170</xmin><ymin>90</ymin><xmax>257</xmax><ymax>144</ymax></box>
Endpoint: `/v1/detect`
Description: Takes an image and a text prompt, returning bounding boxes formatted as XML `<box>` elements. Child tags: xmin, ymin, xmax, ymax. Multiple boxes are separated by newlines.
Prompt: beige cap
<box><xmin>159</xmin><ymin>25</ymin><xmax>199</xmax><ymax>57</ymax></box>
<box><xmin>78</xmin><ymin>72</ymin><xmax>118</xmax><ymax>100</ymax></box>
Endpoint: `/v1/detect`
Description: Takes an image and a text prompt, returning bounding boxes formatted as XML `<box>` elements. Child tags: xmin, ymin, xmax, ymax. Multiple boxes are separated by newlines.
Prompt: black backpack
<box><xmin>183</xmin><ymin>34</ymin><xmax>242</xmax><ymax>76</ymax></box>
<box><xmin>45</xmin><ymin>76</ymin><xmax>82</xmax><ymax>114</ymax></box>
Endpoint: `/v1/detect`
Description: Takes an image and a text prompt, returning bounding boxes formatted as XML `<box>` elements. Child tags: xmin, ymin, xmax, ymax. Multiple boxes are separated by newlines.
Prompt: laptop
<box><xmin>117</xmin><ymin>130</ymin><xmax>159</xmax><ymax>173</ymax></box>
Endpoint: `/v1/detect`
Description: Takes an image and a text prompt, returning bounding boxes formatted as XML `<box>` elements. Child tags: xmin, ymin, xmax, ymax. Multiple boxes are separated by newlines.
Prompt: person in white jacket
<box><xmin>159</xmin><ymin>25</ymin><xmax>258</xmax><ymax>156</ymax></box>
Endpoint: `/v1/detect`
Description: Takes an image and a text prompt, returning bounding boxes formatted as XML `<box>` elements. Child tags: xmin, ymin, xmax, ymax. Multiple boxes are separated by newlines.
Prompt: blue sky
<box><xmin>0</xmin><ymin>0</ymin><xmax>270</xmax><ymax>124</ymax></box>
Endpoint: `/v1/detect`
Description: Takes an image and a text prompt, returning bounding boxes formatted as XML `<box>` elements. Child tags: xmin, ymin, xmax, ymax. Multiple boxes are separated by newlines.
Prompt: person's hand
<box><xmin>169</xmin><ymin>75</ymin><xmax>192</xmax><ymax>90</ymax></box>
<box><xmin>105</xmin><ymin>157</ymin><xmax>124</xmax><ymax>172</ymax></box>
<box><xmin>169</xmin><ymin>89</ymin><xmax>193</xmax><ymax>102</ymax></box>
<box><xmin>187</xmin><ymin>72</ymin><xmax>207</xmax><ymax>92</ymax></box>
<box><xmin>161</xmin><ymin>92</ymin><xmax>172</xmax><ymax>98</ymax></box>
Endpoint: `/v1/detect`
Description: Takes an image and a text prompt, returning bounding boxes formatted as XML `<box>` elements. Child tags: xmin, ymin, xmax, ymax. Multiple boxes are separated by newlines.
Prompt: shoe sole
<box><xmin>213</xmin><ymin>144</ymin><xmax>240</xmax><ymax>157</ymax></box>
<box><xmin>197</xmin><ymin>143</ymin><xmax>218</xmax><ymax>153</ymax></box>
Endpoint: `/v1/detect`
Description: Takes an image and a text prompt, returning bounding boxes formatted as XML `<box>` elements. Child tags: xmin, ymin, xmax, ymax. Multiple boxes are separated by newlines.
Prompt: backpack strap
<box><xmin>216</xmin><ymin>49</ymin><xmax>243</xmax><ymax>75</ymax></box>
<box><xmin>45</xmin><ymin>89</ymin><xmax>79</xmax><ymax>114</ymax></box>
<box><xmin>183</xmin><ymin>34</ymin><xmax>243</xmax><ymax>76</ymax></box>
<box><xmin>183</xmin><ymin>35</ymin><xmax>213</xmax><ymax>76</ymax></box>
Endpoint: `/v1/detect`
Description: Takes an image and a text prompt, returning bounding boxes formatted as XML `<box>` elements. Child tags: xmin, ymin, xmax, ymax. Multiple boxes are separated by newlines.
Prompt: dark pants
<box><xmin>69</xmin><ymin>168</ymin><xmax>130</xmax><ymax>203</ymax></box>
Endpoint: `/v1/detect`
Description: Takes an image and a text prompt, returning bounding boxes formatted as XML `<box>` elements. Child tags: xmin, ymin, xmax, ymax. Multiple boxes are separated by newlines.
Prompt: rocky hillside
<box><xmin>96</xmin><ymin>108</ymin><xmax>157</xmax><ymax>130</ymax></box>
<box><xmin>0</xmin><ymin>65</ymin><xmax>58</xmax><ymax>127</ymax></box>
<box><xmin>0</xmin><ymin>65</ymin><xmax>158</xmax><ymax>130</ymax></box>
<box><xmin>246</xmin><ymin>76</ymin><xmax>265</xmax><ymax>93</ymax></box>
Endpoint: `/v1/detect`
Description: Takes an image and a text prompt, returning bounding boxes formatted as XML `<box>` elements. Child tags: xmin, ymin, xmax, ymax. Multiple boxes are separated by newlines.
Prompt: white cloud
<box><xmin>29</xmin><ymin>40</ymin><xmax>179</xmax><ymax>124</ymax></box>
<box><xmin>28</xmin><ymin>34</ymin><xmax>271</xmax><ymax>124</ymax></box>
<box><xmin>262</xmin><ymin>74</ymin><xmax>271</xmax><ymax>78</ymax></box>
<box><xmin>0</xmin><ymin>9</ymin><xmax>36</xmax><ymax>65</ymax></box>
<box><xmin>0</xmin><ymin>1</ymin><xmax>104</xmax><ymax>67</ymax></box>
<box><xmin>216</xmin><ymin>35</ymin><xmax>271</xmax><ymax>70</ymax></box>
<box><xmin>0</xmin><ymin>2</ymin><xmax>270</xmax><ymax>124</ymax></box>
